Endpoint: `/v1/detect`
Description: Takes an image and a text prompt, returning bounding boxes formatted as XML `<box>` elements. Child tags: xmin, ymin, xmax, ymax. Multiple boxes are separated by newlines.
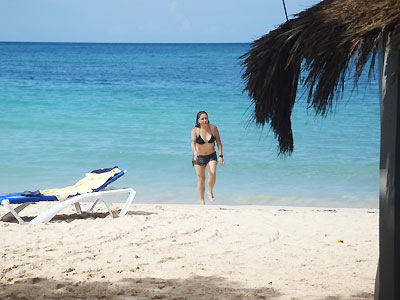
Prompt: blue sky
<box><xmin>0</xmin><ymin>0</ymin><xmax>318</xmax><ymax>43</ymax></box>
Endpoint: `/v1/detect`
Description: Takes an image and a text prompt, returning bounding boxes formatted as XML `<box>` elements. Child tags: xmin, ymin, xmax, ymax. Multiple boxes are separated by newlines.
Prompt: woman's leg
<box><xmin>194</xmin><ymin>164</ymin><xmax>206</xmax><ymax>204</ymax></box>
<box><xmin>206</xmin><ymin>160</ymin><xmax>217</xmax><ymax>201</ymax></box>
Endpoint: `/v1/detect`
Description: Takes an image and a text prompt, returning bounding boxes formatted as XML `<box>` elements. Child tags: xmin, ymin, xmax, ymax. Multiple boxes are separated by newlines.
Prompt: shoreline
<box><xmin>0</xmin><ymin>203</ymin><xmax>378</xmax><ymax>299</ymax></box>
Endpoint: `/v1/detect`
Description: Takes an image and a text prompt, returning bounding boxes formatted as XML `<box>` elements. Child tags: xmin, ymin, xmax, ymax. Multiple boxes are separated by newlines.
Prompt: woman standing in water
<box><xmin>191</xmin><ymin>111</ymin><xmax>224</xmax><ymax>204</ymax></box>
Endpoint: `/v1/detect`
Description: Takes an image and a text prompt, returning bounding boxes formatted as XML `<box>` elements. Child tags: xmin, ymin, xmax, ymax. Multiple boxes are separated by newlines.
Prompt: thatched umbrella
<box><xmin>240</xmin><ymin>0</ymin><xmax>400</xmax><ymax>299</ymax></box>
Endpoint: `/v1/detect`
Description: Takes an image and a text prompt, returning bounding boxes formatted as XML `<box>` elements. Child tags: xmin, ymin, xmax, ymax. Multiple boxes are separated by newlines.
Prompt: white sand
<box><xmin>0</xmin><ymin>203</ymin><xmax>378</xmax><ymax>300</ymax></box>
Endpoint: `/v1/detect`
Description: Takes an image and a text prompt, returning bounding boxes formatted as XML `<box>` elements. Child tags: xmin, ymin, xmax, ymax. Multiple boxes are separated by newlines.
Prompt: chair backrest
<box><xmin>93</xmin><ymin>170</ymin><xmax>125</xmax><ymax>192</ymax></box>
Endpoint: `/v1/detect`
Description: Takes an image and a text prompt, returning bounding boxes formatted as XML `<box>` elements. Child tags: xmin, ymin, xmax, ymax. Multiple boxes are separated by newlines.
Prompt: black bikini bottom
<box><xmin>192</xmin><ymin>152</ymin><xmax>217</xmax><ymax>166</ymax></box>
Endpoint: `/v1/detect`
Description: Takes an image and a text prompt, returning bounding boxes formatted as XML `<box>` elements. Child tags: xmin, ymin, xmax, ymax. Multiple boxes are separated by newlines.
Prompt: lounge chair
<box><xmin>0</xmin><ymin>168</ymin><xmax>136</xmax><ymax>225</ymax></box>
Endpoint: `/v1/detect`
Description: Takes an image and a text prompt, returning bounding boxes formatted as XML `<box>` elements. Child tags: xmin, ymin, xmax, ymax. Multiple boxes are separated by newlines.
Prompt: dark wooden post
<box><xmin>376</xmin><ymin>32</ymin><xmax>400</xmax><ymax>300</ymax></box>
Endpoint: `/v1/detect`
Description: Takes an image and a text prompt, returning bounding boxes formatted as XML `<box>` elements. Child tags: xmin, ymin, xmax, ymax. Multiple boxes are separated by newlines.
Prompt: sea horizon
<box><xmin>0</xmin><ymin>41</ymin><xmax>251</xmax><ymax>45</ymax></box>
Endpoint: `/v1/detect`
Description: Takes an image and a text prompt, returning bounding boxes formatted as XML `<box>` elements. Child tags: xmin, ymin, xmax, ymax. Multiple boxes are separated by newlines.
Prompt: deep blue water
<box><xmin>0</xmin><ymin>42</ymin><xmax>380</xmax><ymax>207</ymax></box>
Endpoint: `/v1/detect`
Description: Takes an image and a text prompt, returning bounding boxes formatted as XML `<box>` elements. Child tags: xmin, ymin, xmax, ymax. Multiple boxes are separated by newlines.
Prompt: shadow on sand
<box><xmin>0</xmin><ymin>275</ymin><xmax>281</xmax><ymax>300</ymax></box>
<box><xmin>0</xmin><ymin>276</ymin><xmax>375</xmax><ymax>299</ymax></box>
<box><xmin>321</xmin><ymin>293</ymin><xmax>374</xmax><ymax>300</ymax></box>
<box><xmin>2</xmin><ymin>210</ymin><xmax>157</xmax><ymax>224</ymax></box>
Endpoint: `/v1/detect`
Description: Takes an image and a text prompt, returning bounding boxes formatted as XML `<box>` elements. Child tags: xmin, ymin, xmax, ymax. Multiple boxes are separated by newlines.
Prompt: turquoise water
<box><xmin>0</xmin><ymin>42</ymin><xmax>380</xmax><ymax>208</ymax></box>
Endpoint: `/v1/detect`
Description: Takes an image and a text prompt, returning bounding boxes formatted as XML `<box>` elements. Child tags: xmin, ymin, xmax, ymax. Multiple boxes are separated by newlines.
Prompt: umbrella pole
<box><xmin>376</xmin><ymin>32</ymin><xmax>400</xmax><ymax>300</ymax></box>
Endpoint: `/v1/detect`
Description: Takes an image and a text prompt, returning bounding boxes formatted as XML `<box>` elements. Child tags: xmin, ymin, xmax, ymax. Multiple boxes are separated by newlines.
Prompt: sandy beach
<box><xmin>0</xmin><ymin>203</ymin><xmax>378</xmax><ymax>300</ymax></box>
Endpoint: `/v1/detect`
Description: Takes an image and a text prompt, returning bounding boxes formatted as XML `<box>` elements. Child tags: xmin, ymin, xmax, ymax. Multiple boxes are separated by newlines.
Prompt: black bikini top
<box><xmin>196</xmin><ymin>129</ymin><xmax>216</xmax><ymax>144</ymax></box>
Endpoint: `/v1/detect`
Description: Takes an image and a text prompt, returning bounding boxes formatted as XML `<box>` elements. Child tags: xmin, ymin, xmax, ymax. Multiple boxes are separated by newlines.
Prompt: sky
<box><xmin>0</xmin><ymin>0</ymin><xmax>319</xmax><ymax>43</ymax></box>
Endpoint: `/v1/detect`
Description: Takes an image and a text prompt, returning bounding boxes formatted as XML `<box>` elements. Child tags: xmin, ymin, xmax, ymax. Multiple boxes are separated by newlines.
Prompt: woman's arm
<box><xmin>214</xmin><ymin>125</ymin><xmax>224</xmax><ymax>166</ymax></box>
<box><xmin>191</xmin><ymin>127</ymin><xmax>198</xmax><ymax>160</ymax></box>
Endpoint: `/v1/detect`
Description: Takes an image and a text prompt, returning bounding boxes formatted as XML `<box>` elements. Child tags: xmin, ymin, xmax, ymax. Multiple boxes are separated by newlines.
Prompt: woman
<box><xmin>191</xmin><ymin>111</ymin><xmax>224</xmax><ymax>205</ymax></box>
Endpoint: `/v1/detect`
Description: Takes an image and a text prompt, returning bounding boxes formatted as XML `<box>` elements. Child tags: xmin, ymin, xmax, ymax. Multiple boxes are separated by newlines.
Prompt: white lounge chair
<box><xmin>0</xmin><ymin>168</ymin><xmax>136</xmax><ymax>225</ymax></box>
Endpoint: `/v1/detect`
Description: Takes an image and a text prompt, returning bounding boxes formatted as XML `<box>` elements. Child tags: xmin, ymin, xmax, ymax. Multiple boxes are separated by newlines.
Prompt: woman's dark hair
<box><xmin>195</xmin><ymin>111</ymin><xmax>209</xmax><ymax>127</ymax></box>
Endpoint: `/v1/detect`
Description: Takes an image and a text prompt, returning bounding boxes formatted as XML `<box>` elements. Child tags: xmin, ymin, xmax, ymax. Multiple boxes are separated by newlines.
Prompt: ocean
<box><xmin>0</xmin><ymin>42</ymin><xmax>380</xmax><ymax>208</ymax></box>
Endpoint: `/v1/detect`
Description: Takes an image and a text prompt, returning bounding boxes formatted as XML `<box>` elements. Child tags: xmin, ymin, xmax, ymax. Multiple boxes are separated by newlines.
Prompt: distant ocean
<box><xmin>0</xmin><ymin>42</ymin><xmax>380</xmax><ymax>208</ymax></box>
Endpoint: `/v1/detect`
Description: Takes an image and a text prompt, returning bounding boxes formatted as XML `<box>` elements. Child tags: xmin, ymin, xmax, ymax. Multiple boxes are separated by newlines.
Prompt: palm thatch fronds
<box><xmin>241</xmin><ymin>0</ymin><xmax>400</xmax><ymax>154</ymax></box>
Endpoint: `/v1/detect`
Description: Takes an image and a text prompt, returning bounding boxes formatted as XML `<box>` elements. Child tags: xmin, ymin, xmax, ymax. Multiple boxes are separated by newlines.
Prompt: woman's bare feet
<box><xmin>200</xmin><ymin>199</ymin><xmax>205</xmax><ymax>205</ymax></box>
<box><xmin>207</xmin><ymin>191</ymin><xmax>216</xmax><ymax>202</ymax></box>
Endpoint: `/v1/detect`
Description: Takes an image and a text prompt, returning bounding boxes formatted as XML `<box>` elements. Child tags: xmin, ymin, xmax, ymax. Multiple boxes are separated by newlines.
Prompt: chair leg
<box><xmin>74</xmin><ymin>202</ymin><xmax>82</xmax><ymax>215</ymax></box>
<box><xmin>100</xmin><ymin>198</ymin><xmax>114</xmax><ymax>218</ymax></box>
<box><xmin>1</xmin><ymin>202</ymin><xmax>31</xmax><ymax>221</ymax></box>
<box><xmin>1</xmin><ymin>201</ymin><xmax>28</xmax><ymax>225</ymax></box>
<box><xmin>89</xmin><ymin>198</ymin><xmax>113</xmax><ymax>217</ymax></box>
<box><xmin>89</xmin><ymin>198</ymin><xmax>100</xmax><ymax>212</ymax></box>
<box><xmin>119</xmin><ymin>189</ymin><xmax>136</xmax><ymax>216</ymax></box>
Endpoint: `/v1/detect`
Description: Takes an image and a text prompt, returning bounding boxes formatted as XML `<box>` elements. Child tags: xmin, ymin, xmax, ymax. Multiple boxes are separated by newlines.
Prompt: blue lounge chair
<box><xmin>0</xmin><ymin>169</ymin><xmax>136</xmax><ymax>225</ymax></box>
